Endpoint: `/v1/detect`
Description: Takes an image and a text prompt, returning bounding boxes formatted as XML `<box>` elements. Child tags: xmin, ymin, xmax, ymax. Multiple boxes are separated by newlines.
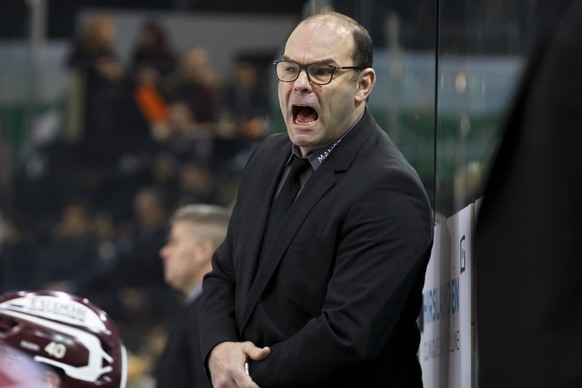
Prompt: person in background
<box><xmin>199</xmin><ymin>11</ymin><xmax>433</xmax><ymax>388</ymax></box>
<box><xmin>176</xmin><ymin>161</ymin><xmax>218</xmax><ymax>207</ymax></box>
<box><xmin>165</xmin><ymin>48</ymin><xmax>221</xmax><ymax>131</ymax></box>
<box><xmin>156</xmin><ymin>204</ymin><xmax>230</xmax><ymax>388</ymax></box>
<box><xmin>114</xmin><ymin>186</ymin><xmax>177</xmax><ymax>338</ymax></box>
<box><xmin>223</xmin><ymin>60</ymin><xmax>270</xmax><ymax>137</ymax></box>
<box><xmin>474</xmin><ymin>0</ymin><xmax>582</xmax><ymax>387</ymax></box>
<box><xmin>67</xmin><ymin>13</ymin><xmax>129</xmax><ymax>163</ymax></box>
<box><xmin>36</xmin><ymin>199</ymin><xmax>101</xmax><ymax>296</ymax></box>
<box><xmin>130</xmin><ymin>18</ymin><xmax>177</xmax><ymax>80</ymax></box>
<box><xmin>67</xmin><ymin>13</ymin><xmax>152</xmax><ymax>195</ymax></box>
<box><xmin>130</xmin><ymin>19</ymin><xmax>178</xmax><ymax>141</ymax></box>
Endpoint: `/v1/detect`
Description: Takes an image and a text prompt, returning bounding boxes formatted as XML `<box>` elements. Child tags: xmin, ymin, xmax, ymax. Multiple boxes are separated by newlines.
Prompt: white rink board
<box><xmin>419</xmin><ymin>203</ymin><xmax>475</xmax><ymax>388</ymax></box>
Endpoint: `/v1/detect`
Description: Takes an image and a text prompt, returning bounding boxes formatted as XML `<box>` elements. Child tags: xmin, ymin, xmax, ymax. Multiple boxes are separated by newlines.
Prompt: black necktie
<box><xmin>255</xmin><ymin>155</ymin><xmax>311</xmax><ymax>278</ymax></box>
<box><xmin>268</xmin><ymin>155</ymin><xmax>311</xmax><ymax>225</ymax></box>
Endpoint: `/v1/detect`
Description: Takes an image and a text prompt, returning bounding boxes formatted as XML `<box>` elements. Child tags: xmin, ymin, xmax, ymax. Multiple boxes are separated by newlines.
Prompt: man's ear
<box><xmin>355</xmin><ymin>68</ymin><xmax>376</xmax><ymax>103</ymax></box>
<box><xmin>196</xmin><ymin>238</ymin><xmax>215</xmax><ymax>257</ymax></box>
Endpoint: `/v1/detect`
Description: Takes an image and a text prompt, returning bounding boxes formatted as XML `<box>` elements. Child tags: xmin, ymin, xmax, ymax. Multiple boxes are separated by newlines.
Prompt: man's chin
<box><xmin>289</xmin><ymin>131</ymin><xmax>312</xmax><ymax>144</ymax></box>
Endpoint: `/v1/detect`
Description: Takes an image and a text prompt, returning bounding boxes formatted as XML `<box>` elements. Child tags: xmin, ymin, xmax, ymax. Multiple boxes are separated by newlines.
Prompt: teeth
<box><xmin>294</xmin><ymin>118</ymin><xmax>317</xmax><ymax>125</ymax></box>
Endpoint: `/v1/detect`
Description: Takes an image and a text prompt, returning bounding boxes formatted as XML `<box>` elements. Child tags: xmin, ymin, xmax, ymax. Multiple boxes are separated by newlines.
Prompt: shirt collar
<box><xmin>186</xmin><ymin>284</ymin><xmax>203</xmax><ymax>303</ymax></box>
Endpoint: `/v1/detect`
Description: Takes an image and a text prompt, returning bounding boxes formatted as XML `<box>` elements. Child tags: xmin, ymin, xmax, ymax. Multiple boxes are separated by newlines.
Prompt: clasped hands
<box><xmin>208</xmin><ymin>341</ymin><xmax>271</xmax><ymax>388</ymax></box>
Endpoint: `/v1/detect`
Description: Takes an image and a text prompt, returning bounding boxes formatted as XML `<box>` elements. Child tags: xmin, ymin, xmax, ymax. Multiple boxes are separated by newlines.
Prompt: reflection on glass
<box><xmin>435</xmin><ymin>0</ymin><xmax>536</xmax><ymax>217</ymax></box>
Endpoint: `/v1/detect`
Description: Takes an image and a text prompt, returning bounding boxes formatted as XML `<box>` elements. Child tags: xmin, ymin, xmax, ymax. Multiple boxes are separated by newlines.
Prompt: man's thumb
<box><xmin>248</xmin><ymin>345</ymin><xmax>270</xmax><ymax>361</ymax></box>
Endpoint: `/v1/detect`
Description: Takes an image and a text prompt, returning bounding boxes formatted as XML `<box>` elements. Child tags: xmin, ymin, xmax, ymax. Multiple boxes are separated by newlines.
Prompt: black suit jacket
<box><xmin>155</xmin><ymin>295</ymin><xmax>211</xmax><ymax>388</ymax></box>
<box><xmin>475</xmin><ymin>1</ymin><xmax>582</xmax><ymax>387</ymax></box>
<box><xmin>200</xmin><ymin>110</ymin><xmax>434</xmax><ymax>387</ymax></box>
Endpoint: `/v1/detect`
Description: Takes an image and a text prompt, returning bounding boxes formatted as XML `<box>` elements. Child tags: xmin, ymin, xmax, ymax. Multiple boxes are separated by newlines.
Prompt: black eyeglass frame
<box><xmin>273</xmin><ymin>59</ymin><xmax>363</xmax><ymax>85</ymax></box>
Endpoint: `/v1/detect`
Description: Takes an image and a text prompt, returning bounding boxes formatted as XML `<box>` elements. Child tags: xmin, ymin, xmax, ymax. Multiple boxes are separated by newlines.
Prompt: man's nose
<box><xmin>293</xmin><ymin>69</ymin><xmax>312</xmax><ymax>91</ymax></box>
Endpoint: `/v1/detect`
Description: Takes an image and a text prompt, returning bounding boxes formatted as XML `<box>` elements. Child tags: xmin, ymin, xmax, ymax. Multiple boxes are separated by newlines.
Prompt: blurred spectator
<box><xmin>155</xmin><ymin>101</ymin><xmax>215</xmax><ymax>165</ymax></box>
<box><xmin>167</xmin><ymin>101</ymin><xmax>199</xmax><ymax>139</ymax></box>
<box><xmin>131</xmin><ymin>19</ymin><xmax>178</xmax><ymax>142</ymax></box>
<box><xmin>68</xmin><ymin>13</ymin><xmax>123</xmax><ymax>85</ymax></box>
<box><xmin>35</xmin><ymin>199</ymin><xmax>112</xmax><ymax>300</ymax></box>
<box><xmin>176</xmin><ymin>161</ymin><xmax>217</xmax><ymax>207</ymax></box>
<box><xmin>131</xmin><ymin>18</ymin><xmax>178</xmax><ymax>79</ymax></box>
<box><xmin>113</xmin><ymin>186</ymin><xmax>178</xmax><ymax>349</ymax></box>
<box><xmin>66</xmin><ymin>13</ymin><xmax>150</xmax><ymax>168</ymax></box>
<box><xmin>223</xmin><ymin>59</ymin><xmax>270</xmax><ymax>137</ymax></box>
<box><xmin>149</xmin><ymin>152</ymin><xmax>181</xmax><ymax>206</ymax></box>
<box><xmin>165</xmin><ymin>48</ymin><xmax>221</xmax><ymax>131</ymax></box>
<box><xmin>88</xmin><ymin>212</ymin><xmax>123</xmax><ymax>314</ymax></box>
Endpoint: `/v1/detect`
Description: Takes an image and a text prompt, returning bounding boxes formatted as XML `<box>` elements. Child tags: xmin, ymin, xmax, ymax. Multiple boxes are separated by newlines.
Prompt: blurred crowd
<box><xmin>0</xmin><ymin>12</ymin><xmax>273</xmax><ymax>386</ymax></box>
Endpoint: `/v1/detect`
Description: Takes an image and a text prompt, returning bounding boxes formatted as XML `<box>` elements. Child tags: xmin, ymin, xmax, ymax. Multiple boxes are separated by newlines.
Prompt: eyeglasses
<box><xmin>274</xmin><ymin>60</ymin><xmax>363</xmax><ymax>85</ymax></box>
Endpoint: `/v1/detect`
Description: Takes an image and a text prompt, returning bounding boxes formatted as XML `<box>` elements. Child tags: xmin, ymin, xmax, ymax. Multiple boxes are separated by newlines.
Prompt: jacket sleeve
<box><xmin>198</xmin><ymin>228</ymin><xmax>240</xmax><ymax>365</ymax></box>
<box><xmin>198</xmin><ymin>138</ymin><xmax>270</xmax><ymax>368</ymax></box>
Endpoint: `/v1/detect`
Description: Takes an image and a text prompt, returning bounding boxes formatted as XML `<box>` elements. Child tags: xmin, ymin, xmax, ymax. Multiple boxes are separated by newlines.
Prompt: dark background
<box><xmin>0</xmin><ymin>0</ymin><xmax>310</xmax><ymax>39</ymax></box>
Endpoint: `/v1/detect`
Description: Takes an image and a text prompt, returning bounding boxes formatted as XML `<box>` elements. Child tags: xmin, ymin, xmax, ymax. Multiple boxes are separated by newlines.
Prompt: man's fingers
<box><xmin>209</xmin><ymin>341</ymin><xmax>266</xmax><ymax>387</ymax></box>
<box><xmin>253</xmin><ymin>346</ymin><xmax>271</xmax><ymax>361</ymax></box>
<box><xmin>212</xmin><ymin>363</ymin><xmax>258</xmax><ymax>388</ymax></box>
<box><xmin>242</xmin><ymin>342</ymin><xmax>271</xmax><ymax>361</ymax></box>
<box><xmin>232</xmin><ymin>368</ymin><xmax>260</xmax><ymax>388</ymax></box>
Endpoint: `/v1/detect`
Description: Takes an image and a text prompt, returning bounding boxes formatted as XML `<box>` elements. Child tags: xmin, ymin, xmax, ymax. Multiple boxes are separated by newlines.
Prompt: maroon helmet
<box><xmin>0</xmin><ymin>290</ymin><xmax>127</xmax><ymax>387</ymax></box>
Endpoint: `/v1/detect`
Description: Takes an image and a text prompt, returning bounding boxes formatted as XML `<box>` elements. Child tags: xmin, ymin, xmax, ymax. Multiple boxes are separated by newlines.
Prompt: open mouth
<box><xmin>292</xmin><ymin>105</ymin><xmax>319</xmax><ymax>125</ymax></box>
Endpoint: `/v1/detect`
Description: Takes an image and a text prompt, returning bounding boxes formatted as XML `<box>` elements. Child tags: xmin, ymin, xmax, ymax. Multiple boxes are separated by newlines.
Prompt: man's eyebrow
<box><xmin>281</xmin><ymin>56</ymin><xmax>337</xmax><ymax>65</ymax></box>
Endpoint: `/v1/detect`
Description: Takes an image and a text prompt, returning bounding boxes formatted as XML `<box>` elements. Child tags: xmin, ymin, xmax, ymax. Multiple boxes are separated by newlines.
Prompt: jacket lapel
<box><xmin>235</xmin><ymin>145</ymin><xmax>290</xmax><ymax>309</ymax></box>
